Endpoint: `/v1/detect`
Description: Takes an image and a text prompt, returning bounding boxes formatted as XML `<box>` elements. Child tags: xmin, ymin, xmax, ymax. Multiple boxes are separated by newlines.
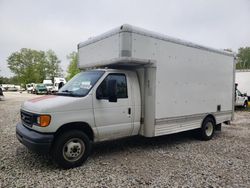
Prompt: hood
<box><xmin>21</xmin><ymin>95</ymin><xmax>92</xmax><ymax>114</ymax></box>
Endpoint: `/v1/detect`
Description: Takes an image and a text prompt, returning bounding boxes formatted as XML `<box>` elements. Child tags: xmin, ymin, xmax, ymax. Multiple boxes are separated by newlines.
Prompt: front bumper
<box><xmin>16</xmin><ymin>122</ymin><xmax>54</xmax><ymax>153</ymax></box>
<box><xmin>37</xmin><ymin>91</ymin><xmax>47</xmax><ymax>94</ymax></box>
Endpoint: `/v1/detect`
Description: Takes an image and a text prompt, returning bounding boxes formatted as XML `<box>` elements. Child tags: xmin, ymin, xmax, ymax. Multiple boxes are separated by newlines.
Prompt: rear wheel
<box><xmin>199</xmin><ymin>117</ymin><xmax>215</xmax><ymax>141</ymax></box>
<box><xmin>52</xmin><ymin>130</ymin><xmax>91</xmax><ymax>169</ymax></box>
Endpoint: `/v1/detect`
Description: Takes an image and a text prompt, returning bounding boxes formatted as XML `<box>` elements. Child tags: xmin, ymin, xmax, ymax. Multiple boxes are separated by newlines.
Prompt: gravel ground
<box><xmin>0</xmin><ymin>92</ymin><xmax>249</xmax><ymax>187</ymax></box>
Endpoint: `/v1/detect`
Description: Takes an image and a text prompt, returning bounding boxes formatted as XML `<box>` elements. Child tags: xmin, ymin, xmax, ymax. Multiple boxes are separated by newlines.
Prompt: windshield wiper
<box><xmin>61</xmin><ymin>90</ymin><xmax>73</xmax><ymax>94</ymax></box>
<box><xmin>56</xmin><ymin>90</ymin><xmax>75</xmax><ymax>96</ymax></box>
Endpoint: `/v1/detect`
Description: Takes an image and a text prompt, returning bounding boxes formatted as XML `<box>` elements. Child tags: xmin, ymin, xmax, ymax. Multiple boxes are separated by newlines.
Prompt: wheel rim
<box><xmin>205</xmin><ymin>122</ymin><xmax>213</xmax><ymax>137</ymax></box>
<box><xmin>63</xmin><ymin>138</ymin><xmax>85</xmax><ymax>162</ymax></box>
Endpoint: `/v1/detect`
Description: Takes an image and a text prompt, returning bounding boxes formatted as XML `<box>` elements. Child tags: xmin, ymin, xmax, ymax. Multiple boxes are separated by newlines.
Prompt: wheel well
<box><xmin>55</xmin><ymin>122</ymin><xmax>94</xmax><ymax>141</ymax></box>
<box><xmin>202</xmin><ymin>114</ymin><xmax>216</xmax><ymax>125</ymax></box>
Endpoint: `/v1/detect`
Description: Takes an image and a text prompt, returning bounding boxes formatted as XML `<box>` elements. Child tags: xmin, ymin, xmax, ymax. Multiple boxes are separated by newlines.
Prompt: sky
<box><xmin>0</xmin><ymin>0</ymin><xmax>250</xmax><ymax>77</ymax></box>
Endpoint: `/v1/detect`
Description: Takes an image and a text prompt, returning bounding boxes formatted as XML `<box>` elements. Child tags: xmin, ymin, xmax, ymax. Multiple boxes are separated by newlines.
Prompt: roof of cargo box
<box><xmin>78</xmin><ymin>24</ymin><xmax>234</xmax><ymax>57</ymax></box>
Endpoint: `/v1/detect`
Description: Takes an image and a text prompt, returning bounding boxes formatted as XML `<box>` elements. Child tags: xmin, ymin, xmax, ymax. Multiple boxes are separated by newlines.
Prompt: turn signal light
<box><xmin>38</xmin><ymin>115</ymin><xmax>51</xmax><ymax>127</ymax></box>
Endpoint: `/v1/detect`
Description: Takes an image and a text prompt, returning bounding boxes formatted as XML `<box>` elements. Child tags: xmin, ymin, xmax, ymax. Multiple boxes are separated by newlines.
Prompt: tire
<box><xmin>199</xmin><ymin>117</ymin><xmax>215</xmax><ymax>141</ymax></box>
<box><xmin>52</xmin><ymin>130</ymin><xmax>91</xmax><ymax>169</ymax></box>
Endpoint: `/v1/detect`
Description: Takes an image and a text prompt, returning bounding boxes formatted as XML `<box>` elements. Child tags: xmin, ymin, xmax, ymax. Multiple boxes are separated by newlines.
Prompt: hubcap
<box><xmin>63</xmin><ymin>138</ymin><xmax>85</xmax><ymax>162</ymax></box>
<box><xmin>205</xmin><ymin>122</ymin><xmax>213</xmax><ymax>136</ymax></box>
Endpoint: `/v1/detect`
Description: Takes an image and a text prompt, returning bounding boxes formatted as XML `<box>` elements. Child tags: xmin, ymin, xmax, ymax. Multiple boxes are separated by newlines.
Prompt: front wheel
<box><xmin>52</xmin><ymin>130</ymin><xmax>91</xmax><ymax>169</ymax></box>
<box><xmin>199</xmin><ymin>117</ymin><xmax>215</xmax><ymax>141</ymax></box>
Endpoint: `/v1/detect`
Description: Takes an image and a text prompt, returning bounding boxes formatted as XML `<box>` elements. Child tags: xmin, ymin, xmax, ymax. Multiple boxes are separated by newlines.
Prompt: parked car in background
<box><xmin>7</xmin><ymin>86</ymin><xmax>18</xmax><ymax>92</ymax></box>
<box><xmin>34</xmin><ymin>84</ymin><xmax>48</xmax><ymax>95</ymax></box>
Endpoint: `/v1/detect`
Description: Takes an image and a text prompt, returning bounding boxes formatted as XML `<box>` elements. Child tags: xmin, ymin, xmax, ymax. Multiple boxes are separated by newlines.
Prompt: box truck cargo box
<box><xmin>16</xmin><ymin>24</ymin><xmax>235</xmax><ymax>168</ymax></box>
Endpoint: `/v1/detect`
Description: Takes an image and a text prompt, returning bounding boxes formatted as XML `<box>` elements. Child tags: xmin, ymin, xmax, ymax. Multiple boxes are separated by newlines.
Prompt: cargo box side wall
<box><xmin>131</xmin><ymin>33</ymin><xmax>234</xmax><ymax>136</ymax></box>
<box><xmin>155</xmin><ymin>43</ymin><xmax>234</xmax><ymax>118</ymax></box>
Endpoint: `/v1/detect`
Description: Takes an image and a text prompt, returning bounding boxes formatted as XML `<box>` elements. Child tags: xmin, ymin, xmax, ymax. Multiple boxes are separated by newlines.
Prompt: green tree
<box><xmin>236</xmin><ymin>47</ymin><xmax>250</xmax><ymax>69</ymax></box>
<box><xmin>66</xmin><ymin>52</ymin><xmax>80</xmax><ymax>80</ymax></box>
<box><xmin>45</xmin><ymin>50</ymin><xmax>63</xmax><ymax>80</ymax></box>
<box><xmin>0</xmin><ymin>76</ymin><xmax>10</xmax><ymax>84</ymax></box>
<box><xmin>7</xmin><ymin>48</ymin><xmax>62</xmax><ymax>85</ymax></box>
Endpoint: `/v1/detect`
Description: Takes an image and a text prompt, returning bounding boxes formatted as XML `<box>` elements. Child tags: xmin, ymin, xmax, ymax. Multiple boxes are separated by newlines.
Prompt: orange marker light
<box><xmin>39</xmin><ymin>115</ymin><xmax>51</xmax><ymax>127</ymax></box>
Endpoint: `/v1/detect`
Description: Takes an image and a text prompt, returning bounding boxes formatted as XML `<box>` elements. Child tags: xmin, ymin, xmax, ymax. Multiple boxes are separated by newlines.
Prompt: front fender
<box><xmin>31</xmin><ymin>109</ymin><xmax>96</xmax><ymax>135</ymax></box>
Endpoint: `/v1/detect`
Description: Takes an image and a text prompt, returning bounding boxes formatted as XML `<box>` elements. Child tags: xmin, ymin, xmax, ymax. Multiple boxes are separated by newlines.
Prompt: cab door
<box><xmin>93</xmin><ymin>73</ymin><xmax>133</xmax><ymax>141</ymax></box>
<box><xmin>236</xmin><ymin>89</ymin><xmax>244</xmax><ymax>106</ymax></box>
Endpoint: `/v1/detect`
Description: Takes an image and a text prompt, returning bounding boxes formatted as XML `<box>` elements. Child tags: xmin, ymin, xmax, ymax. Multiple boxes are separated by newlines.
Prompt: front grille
<box><xmin>21</xmin><ymin>110</ymin><xmax>36</xmax><ymax>127</ymax></box>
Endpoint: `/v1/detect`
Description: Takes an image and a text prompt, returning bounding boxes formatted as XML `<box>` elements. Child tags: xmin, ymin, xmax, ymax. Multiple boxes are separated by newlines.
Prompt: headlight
<box><xmin>37</xmin><ymin>115</ymin><xmax>51</xmax><ymax>127</ymax></box>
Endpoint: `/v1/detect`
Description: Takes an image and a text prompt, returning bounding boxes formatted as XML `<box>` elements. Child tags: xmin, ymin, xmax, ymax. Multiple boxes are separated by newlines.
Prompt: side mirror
<box><xmin>108</xmin><ymin>79</ymin><xmax>117</xmax><ymax>102</ymax></box>
<box><xmin>244</xmin><ymin>93</ymin><xmax>247</xmax><ymax>97</ymax></box>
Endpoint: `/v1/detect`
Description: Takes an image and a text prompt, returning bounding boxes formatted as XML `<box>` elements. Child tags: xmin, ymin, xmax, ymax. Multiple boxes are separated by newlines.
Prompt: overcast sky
<box><xmin>0</xmin><ymin>0</ymin><xmax>250</xmax><ymax>77</ymax></box>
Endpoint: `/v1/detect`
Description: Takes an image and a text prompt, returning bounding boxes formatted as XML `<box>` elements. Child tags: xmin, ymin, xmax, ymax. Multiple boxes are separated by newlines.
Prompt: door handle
<box><xmin>128</xmin><ymin>107</ymin><xmax>131</xmax><ymax>115</ymax></box>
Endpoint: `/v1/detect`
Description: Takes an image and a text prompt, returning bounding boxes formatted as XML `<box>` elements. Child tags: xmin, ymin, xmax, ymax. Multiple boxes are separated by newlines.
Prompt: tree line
<box><xmin>1</xmin><ymin>47</ymin><xmax>250</xmax><ymax>86</ymax></box>
<box><xmin>0</xmin><ymin>48</ymin><xmax>80</xmax><ymax>86</ymax></box>
<box><xmin>236</xmin><ymin>47</ymin><xmax>250</xmax><ymax>69</ymax></box>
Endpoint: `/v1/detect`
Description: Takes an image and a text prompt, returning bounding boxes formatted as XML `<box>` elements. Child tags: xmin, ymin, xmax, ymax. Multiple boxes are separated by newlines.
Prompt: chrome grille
<box><xmin>21</xmin><ymin>110</ymin><xmax>35</xmax><ymax>127</ymax></box>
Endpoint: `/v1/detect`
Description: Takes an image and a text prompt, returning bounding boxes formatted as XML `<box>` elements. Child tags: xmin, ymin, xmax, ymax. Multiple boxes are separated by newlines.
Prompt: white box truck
<box><xmin>236</xmin><ymin>70</ymin><xmax>250</xmax><ymax>96</ymax></box>
<box><xmin>235</xmin><ymin>70</ymin><xmax>249</xmax><ymax>108</ymax></box>
<box><xmin>16</xmin><ymin>24</ymin><xmax>235</xmax><ymax>168</ymax></box>
<box><xmin>51</xmin><ymin>77</ymin><xmax>67</xmax><ymax>93</ymax></box>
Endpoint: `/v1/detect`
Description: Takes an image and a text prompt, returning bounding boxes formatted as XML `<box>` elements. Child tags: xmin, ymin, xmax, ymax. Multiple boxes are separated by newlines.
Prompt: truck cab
<box><xmin>26</xmin><ymin>83</ymin><xmax>35</xmax><ymax>93</ymax></box>
<box><xmin>52</xmin><ymin>77</ymin><xmax>67</xmax><ymax>93</ymax></box>
<box><xmin>43</xmin><ymin>80</ymin><xmax>53</xmax><ymax>93</ymax></box>
<box><xmin>235</xmin><ymin>89</ymin><xmax>248</xmax><ymax>108</ymax></box>
<box><xmin>16</xmin><ymin>69</ymin><xmax>141</xmax><ymax>168</ymax></box>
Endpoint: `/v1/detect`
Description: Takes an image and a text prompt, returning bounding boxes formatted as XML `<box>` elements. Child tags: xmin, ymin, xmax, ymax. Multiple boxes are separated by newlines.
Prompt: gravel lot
<box><xmin>0</xmin><ymin>92</ymin><xmax>249</xmax><ymax>187</ymax></box>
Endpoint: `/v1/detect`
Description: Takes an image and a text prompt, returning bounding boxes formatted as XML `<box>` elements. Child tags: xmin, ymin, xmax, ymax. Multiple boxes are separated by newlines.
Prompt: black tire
<box><xmin>52</xmin><ymin>130</ymin><xmax>91</xmax><ymax>169</ymax></box>
<box><xmin>199</xmin><ymin>117</ymin><xmax>215</xmax><ymax>141</ymax></box>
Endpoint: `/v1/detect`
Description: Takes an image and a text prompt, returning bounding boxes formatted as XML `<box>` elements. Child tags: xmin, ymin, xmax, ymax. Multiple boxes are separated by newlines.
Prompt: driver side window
<box><xmin>96</xmin><ymin>74</ymin><xmax>128</xmax><ymax>99</ymax></box>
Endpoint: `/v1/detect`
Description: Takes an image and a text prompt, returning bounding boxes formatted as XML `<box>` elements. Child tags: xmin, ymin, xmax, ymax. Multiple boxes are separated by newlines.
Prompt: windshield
<box><xmin>45</xmin><ymin>83</ymin><xmax>53</xmax><ymax>87</ymax></box>
<box><xmin>37</xmin><ymin>84</ymin><xmax>46</xmax><ymax>89</ymax></box>
<box><xmin>57</xmin><ymin>70</ymin><xmax>105</xmax><ymax>97</ymax></box>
